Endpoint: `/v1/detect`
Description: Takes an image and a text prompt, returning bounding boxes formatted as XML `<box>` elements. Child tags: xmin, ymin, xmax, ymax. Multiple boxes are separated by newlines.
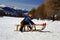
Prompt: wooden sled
<box><xmin>14</xmin><ymin>23</ymin><xmax>46</xmax><ymax>32</ymax></box>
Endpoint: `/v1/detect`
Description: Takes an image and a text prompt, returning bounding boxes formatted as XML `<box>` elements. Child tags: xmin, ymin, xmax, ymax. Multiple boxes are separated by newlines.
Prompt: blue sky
<box><xmin>0</xmin><ymin>0</ymin><xmax>46</xmax><ymax>10</ymax></box>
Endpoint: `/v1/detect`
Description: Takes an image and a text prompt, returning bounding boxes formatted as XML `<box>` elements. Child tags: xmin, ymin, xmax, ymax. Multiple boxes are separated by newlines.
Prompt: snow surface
<box><xmin>0</xmin><ymin>16</ymin><xmax>60</xmax><ymax>40</ymax></box>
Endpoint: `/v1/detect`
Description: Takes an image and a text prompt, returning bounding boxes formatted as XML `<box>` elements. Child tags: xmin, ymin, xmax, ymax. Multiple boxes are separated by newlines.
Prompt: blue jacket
<box><xmin>24</xmin><ymin>16</ymin><xmax>34</xmax><ymax>25</ymax></box>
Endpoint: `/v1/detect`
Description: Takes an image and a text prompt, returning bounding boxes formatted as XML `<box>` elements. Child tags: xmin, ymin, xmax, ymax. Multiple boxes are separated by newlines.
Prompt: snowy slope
<box><xmin>0</xmin><ymin>16</ymin><xmax>60</xmax><ymax>40</ymax></box>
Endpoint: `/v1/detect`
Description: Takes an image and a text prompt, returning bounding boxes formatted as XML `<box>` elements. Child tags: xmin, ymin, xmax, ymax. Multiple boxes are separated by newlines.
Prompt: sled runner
<box><xmin>14</xmin><ymin>23</ymin><xmax>46</xmax><ymax>32</ymax></box>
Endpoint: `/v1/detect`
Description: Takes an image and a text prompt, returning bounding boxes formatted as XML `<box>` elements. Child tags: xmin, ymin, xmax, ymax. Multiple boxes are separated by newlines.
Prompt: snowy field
<box><xmin>0</xmin><ymin>16</ymin><xmax>60</xmax><ymax>40</ymax></box>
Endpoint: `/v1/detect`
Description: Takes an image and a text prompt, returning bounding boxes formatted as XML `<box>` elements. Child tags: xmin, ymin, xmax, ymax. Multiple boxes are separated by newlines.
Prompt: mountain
<box><xmin>0</xmin><ymin>4</ymin><xmax>6</xmax><ymax>8</ymax></box>
<box><xmin>0</xmin><ymin>6</ymin><xmax>28</xmax><ymax>17</ymax></box>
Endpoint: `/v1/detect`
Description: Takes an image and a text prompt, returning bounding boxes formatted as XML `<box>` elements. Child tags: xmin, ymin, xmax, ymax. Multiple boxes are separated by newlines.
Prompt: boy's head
<box><xmin>28</xmin><ymin>14</ymin><xmax>32</xmax><ymax>17</ymax></box>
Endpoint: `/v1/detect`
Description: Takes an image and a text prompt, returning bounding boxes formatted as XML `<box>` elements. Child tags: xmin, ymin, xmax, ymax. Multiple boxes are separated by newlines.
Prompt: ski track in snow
<box><xmin>0</xmin><ymin>16</ymin><xmax>60</xmax><ymax>40</ymax></box>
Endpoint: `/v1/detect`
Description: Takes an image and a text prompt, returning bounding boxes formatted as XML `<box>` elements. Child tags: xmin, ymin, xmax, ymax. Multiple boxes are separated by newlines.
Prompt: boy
<box><xmin>19</xmin><ymin>14</ymin><xmax>34</xmax><ymax>32</ymax></box>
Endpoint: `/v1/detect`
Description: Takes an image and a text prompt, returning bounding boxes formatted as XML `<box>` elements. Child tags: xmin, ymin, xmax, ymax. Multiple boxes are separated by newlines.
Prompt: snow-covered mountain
<box><xmin>0</xmin><ymin>4</ymin><xmax>6</xmax><ymax>8</ymax></box>
<box><xmin>0</xmin><ymin>4</ymin><xmax>28</xmax><ymax>17</ymax></box>
<box><xmin>13</xmin><ymin>7</ymin><xmax>28</xmax><ymax>11</ymax></box>
<box><xmin>0</xmin><ymin>16</ymin><xmax>60</xmax><ymax>40</ymax></box>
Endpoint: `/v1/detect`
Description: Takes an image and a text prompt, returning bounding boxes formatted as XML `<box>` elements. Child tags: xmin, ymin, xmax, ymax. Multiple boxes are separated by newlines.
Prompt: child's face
<box><xmin>29</xmin><ymin>14</ymin><xmax>32</xmax><ymax>17</ymax></box>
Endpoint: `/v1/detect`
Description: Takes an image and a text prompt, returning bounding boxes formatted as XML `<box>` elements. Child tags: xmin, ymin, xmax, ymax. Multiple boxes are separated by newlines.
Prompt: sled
<box><xmin>14</xmin><ymin>23</ymin><xmax>46</xmax><ymax>32</ymax></box>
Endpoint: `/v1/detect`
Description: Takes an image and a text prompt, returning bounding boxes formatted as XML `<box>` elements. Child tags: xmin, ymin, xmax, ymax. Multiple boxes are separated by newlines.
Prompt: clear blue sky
<box><xmin>0</xmin><ymin>0</ymin><xmax>46</xmax><ymax>10</ymax></box>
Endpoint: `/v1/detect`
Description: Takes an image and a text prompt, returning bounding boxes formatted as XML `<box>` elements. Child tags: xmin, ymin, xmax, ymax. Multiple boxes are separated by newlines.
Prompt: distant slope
<box><xmin>0</xmin><ymin>6</ymin><xmax>28</xmax><ymax>17</ymax></box>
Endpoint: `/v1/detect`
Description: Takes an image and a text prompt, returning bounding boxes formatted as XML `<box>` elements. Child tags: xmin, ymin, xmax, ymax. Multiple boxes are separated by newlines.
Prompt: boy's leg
<box><xmin>19</xmin><ymin>25</ymin><xmax>24</xmax><ymax>32</ymax></box>
<box><xmin>20</xmin><ymin>20</ymin><xmax>25</xmax><ymax>32</ymax></box>
<box><xmin>28</xmin><ymin>26</ymin><xmax>32</xmax><ymax>30</ymax></box>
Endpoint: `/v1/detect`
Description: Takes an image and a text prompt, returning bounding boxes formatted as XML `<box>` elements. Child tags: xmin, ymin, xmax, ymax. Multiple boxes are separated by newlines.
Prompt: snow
<box><xmin>0</xmin><ymin>16</ymin><xmax>60</xmax><ymax>40</ymax></box>
<box><xmin>0</xmin><ymin>4</ymin><xmax>6</xmax><ymax>7</ymax></box>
